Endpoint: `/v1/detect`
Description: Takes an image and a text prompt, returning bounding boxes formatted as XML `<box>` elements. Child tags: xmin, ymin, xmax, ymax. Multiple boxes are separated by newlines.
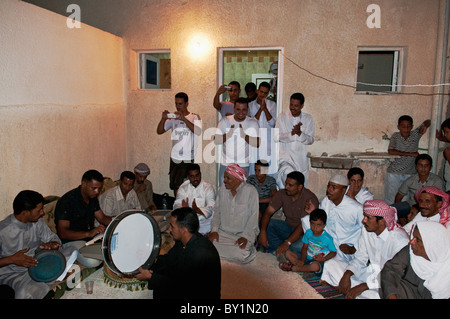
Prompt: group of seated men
<box><xmin>1</xmin><ymin>79</ymin><xmax>450</xmax><ymax>299</ymax></box>
<box><xmin>2</xmin><ymin>159</ymin><xmax>449</xmax><ymax>300</ymax></box>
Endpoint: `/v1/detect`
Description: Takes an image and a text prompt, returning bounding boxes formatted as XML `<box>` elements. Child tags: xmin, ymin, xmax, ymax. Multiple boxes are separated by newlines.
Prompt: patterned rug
<box><xmin>300</xmin><ymin>273</ymin><xmax>344</xmax><ymax>299</ymax></box>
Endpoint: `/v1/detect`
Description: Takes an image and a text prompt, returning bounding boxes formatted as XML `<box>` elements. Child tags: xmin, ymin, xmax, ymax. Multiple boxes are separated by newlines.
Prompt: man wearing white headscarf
<box><xmin>322</xmin><ymin>200</ymin><xmax>409</xmax><ymax>299</ymax></box>
<box><xmin>209</xmin><ymin>164</ymin><xmax>259</xmax><ymax>264</ymax></box>
<box><xmin>381</xmin><ymin>221</ymin><xmax>450</xmax><ymax>299</ymax></box>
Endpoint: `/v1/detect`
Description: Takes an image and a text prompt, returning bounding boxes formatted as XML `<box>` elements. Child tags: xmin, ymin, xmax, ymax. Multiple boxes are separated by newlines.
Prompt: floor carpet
<box><xmin>300</xmin><ymin>273</ymin><xmax>344</xmax><ymax>299</ymax></box>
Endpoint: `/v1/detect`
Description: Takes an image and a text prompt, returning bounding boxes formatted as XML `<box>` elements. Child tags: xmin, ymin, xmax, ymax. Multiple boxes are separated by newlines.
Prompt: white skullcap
<box><xmin>329</xmin><ymin>174</ymin><xmax>348</xmax><ymax>186</ymax></box>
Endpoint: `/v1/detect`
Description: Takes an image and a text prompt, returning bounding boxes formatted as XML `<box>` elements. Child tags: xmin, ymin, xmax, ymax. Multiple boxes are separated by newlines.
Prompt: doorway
<box><xmin>216</xmin><ymin>47</ymin><xmax>284</xmax><ymax>186</ymax></box>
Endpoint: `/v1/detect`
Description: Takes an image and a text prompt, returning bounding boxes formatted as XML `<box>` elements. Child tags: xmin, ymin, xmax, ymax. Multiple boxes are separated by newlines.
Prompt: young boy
<box><xmin>279</xmin><ymin>209</ymin><xmax>336</xmax><ymax>277</ymax></box>
<box><xmin>384</xmin><ymin>115</ymin><xmax>431</xmax><ymax>205</ymax></box>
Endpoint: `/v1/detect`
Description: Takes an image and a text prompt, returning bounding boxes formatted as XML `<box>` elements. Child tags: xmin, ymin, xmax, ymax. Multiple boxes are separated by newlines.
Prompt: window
<box><xmin>138</xmin><ymin>51</ymin><xmax>171</xmax><ymax>90</ymax></box>
<box><xmin>356</xmin><ymin>47</ymin><xmax>406</xmax><ymax>93</ymax></box>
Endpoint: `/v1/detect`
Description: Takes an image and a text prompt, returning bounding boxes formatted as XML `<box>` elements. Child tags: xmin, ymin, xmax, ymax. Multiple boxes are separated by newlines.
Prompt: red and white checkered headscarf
<box><xmin>414</xmin><ymin>186</ymin><xmax>450</xmax><ymax>226</ymax></box>
<box><xmin>363</xmin><ymin>199</ymin><xmax>400</xmax><ymax>231</ymax></box>
<box><xmin>225</xmin><ymin>163</ymin><xmax>247</xmax><ymax>182</ymax></box>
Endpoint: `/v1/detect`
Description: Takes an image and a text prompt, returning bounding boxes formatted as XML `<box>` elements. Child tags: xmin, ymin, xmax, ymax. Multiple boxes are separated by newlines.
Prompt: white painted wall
<box><xmin>122</xmin><ymin>0</ymin><xmax>446</xmax><ymax>199</ymax></box>
<box><xmin>0</xmin><ymin>0</ymin><xmax>126</xmax><ymax>218</ymax></box>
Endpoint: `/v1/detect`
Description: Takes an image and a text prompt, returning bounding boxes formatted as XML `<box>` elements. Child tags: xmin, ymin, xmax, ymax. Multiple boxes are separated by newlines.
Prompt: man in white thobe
<box><xmin>248</xmin><ymin>81</ymin><xmax>277</xmax><ymax>176</ymax></box>
<box><xmin>304</xmin><ymin>175</ymin><xmax>364</xmax><ymax>263</ymax></box>
<box><xmin>209</xmin><ymin>164</ymin><xmax>259</xmax><ymax>264</ymax></box>
<box><xmin>323</xmin><ymin>199</ymin><xmax>409</xmax><ymax>299</ymax></box>
<box><xmin>274</xmin><ymin>92</ymin><xmax>314</xmax><ymax>188</ymax></box>
<box><xmin>173</xmin><ymin>163</ymin><xmax>215</xmax><ymax>235</ymax></box>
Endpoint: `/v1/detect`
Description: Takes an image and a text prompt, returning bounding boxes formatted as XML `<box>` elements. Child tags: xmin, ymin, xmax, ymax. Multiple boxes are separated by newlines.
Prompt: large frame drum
<box><xmin>102</xmin><ymin>210</ymin><xmax>161</xmax><ymax>280</ymax></box>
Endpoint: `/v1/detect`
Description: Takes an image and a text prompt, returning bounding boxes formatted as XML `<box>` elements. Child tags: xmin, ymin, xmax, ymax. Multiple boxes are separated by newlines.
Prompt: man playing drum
<box><xmin>55</xmin><ymin>170</ymin><xmax>112</xmax><ymax>268</ymax></box>
<box><xmin>135</xmin><ymin>207</ymin><xmax>221</xmax><ymax>299</ymax></box>
<box><xmin>0</xmin><ymin>190</ymin><xmax>77</xmax><ymax>299</ymax></box>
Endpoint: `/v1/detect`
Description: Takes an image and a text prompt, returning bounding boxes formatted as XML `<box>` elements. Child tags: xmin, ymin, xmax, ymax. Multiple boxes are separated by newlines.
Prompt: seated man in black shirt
<box><xmin>135</xmin><ymin>207</ymin><xmax>221</xmax><ymax>299</ymax></box>
<box><xmin>54</xmin><ymin>169</ymin><xmax>112</xmax><ymax>267</ymax></box>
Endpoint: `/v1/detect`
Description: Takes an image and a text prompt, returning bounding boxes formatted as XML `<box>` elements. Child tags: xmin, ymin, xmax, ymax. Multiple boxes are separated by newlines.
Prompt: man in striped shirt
<box><xmin>384</xmin><ymin>115</ymin><xmax>430</xmax><ymax>205</ymax></box>
<box><xmin>247</xmin><ymin>160</ymin><xmax>278</xmax><ymax>219</ymax></box>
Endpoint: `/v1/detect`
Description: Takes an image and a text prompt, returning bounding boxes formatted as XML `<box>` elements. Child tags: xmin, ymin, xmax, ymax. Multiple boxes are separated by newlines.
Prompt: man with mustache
<box><xmin>403</xmin><ymin>186</ymin><xmax>450</xmax><ymax>234</ymax></box>
<box><xmin>321</xmin><ymin>200</ymin><xmax>409</xmax><ymax>299</ymax></box>
<box><xmin>209</xmin><ymin>164</ymin><xmax>259</xmax><ymax>264</ymax></box>
<box><xmin>392</xmin><ymin>154</ymin><xmax>444</xmax><ymax>225</ymax></box>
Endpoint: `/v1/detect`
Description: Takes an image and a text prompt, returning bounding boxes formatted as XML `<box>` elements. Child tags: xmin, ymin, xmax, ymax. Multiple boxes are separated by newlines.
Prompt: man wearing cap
<box><xmin>304</xmin><ymin>174</ymin><xmax>364</xmax><ymax>263</ymax></box>
<box><xmin>133</xmin><ymin>163</ymin><xmax>157</xmax><ymax>212</ymax></box>
<box><xmin>404</xmin><ymin>186</ymin><xmax>450</xmax><ymax>234</ymax></box>
<box><xmin>321</xmin><ymin>200</ymin><xmax>409</xmax><ymax>299</ymax></box>
<box><xmin>209</xmin><ymin>163</ymin><xmax>259</xmax><ymax>264</ymax></box>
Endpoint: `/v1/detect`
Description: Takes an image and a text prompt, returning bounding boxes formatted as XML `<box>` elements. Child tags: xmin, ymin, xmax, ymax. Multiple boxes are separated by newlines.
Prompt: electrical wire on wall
<box><xmin>281</xmin><ymin>52</ymin><xmax>450</xmax><ymax>96</ymax></box>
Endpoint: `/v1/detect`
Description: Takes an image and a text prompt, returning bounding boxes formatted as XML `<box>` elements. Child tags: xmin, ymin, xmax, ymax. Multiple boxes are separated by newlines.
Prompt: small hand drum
<box><xmin>28</xmin><ymin>249</ymin><xmax>66</xmax><ymax>282</ymax></box>
<box><xmin>102</xmin><ymin>210</ymin><xmax>161</xmax><ymax>278</ymax></box>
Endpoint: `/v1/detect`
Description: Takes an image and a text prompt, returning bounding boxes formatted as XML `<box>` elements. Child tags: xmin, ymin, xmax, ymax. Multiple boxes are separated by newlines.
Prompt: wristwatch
<box><xmin>285</xmin><ymin>240</ymin><xmax>292</xmax><ymax>246</ymax></box>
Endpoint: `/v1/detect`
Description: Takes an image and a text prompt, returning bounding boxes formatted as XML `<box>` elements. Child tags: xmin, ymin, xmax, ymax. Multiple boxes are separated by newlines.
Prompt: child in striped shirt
<box><xmin>384</xmin><ymin>115</ymin><xmax>430</xmax><ymax>205</ymax></box>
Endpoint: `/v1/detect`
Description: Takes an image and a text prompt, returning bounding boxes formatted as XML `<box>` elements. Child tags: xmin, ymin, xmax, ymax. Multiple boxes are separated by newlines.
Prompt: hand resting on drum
<box><xmin>0</xmin><ymin>247</ymin><xmax>38</xmax><ymax>268</ymax></box>
<box><xmin>134</xmin><ymin>267</ymin><xmax>153</xmax><ymax>281</ymax></box>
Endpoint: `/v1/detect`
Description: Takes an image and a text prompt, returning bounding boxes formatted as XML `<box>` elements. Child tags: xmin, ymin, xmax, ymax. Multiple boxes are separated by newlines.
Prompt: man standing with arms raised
<box><xmin>213</xmin><ymin>81</ymin><xmax>241</xmax><ymax>118</ymax></box>
<box><xmin>157</xmin><ymin>92</ymin><xmax>201</xmax><ymax>197</ymax></box>
<box><xmin>248</xmin><ymin>81</ymin><xmax>277</xmax><ymax>176</ymax></box>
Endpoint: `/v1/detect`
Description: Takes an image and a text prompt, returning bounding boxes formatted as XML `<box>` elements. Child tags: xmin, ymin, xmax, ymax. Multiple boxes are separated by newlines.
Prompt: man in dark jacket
<box><xmin>135</xmin><ymin>207</ymin><xmax>221</xmax><ymax>299</ymax></box>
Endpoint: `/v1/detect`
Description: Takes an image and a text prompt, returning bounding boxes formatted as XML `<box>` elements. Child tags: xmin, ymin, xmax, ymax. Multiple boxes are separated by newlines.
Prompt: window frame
<box><xmin>136</xmin><ymin>49</ymin><xmax>171</xmax><ymax>91</ymax></box>
<box><xmin>355</xmin><ymin>46</ymin><xmax>407</xmax><ymax>94</ymax></box>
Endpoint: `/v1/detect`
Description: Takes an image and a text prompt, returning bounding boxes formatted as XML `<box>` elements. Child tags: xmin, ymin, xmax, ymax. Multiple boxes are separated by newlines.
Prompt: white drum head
<box><xmin>103</xmin><ymin>210</ymin><xmax>161</xmax><ymax>277</ymax></box>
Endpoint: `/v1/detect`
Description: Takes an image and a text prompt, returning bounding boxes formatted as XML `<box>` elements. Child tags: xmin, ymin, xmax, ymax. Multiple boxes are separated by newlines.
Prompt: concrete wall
<box><xmin>0</xmin><ymin>0</ymin><xmax>126</xmax><ymax>218</ymax></box>
<box><xmin>123</xmin><ymin>0</ymin><xmax>446</xmax><ymax>199</ymax></box>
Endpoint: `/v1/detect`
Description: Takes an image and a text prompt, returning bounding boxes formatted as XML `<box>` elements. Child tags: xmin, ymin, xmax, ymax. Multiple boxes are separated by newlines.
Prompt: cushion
<box><xmin>43</xmin><ymin>196</ymin><xmax>60</xmax><ymax>234</ymax></box>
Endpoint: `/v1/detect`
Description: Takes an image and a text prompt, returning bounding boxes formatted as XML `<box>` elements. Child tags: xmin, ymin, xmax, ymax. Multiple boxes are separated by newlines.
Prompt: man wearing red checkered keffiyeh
<box><xmin>363</xmin><ymin>199</ymin><xmax>402</xmax><ymax>231</ymax></box>
<box><xmin>321</xmin><ymin>199</ymin><xmax>409</xmax><ymax>299</ymax></box>
<box><xmin>414</xmin><ymin>186</ymin><xmax>450</xmax><ymax>226</ymax></box>
<box><xmin>402</xmin><ymin>186</ymin><xmax>450</xmax><ymax>235</ymax></box>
